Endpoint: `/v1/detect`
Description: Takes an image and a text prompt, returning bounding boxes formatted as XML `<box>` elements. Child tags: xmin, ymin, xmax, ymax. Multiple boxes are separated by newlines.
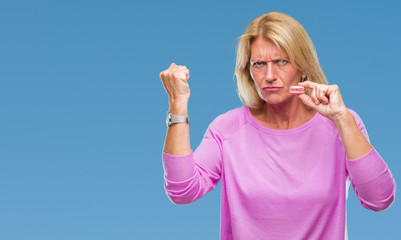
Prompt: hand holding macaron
<box><xmin>289</xmin><ymin>86</ymin><xmax>305</xmax><ymax>95</ymax></box>
<box><xmin>290</xmin><ymin>81</ymin><xmax>349</xmax><ymax>123</ymax></box>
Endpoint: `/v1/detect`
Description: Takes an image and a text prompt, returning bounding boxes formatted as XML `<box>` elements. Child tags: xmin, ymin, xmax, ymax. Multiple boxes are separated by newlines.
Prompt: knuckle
<box><xmin>173</xmin><ymin>72</ymin><xmax>181</xmax><ymax>79</ymax></box>
<box><xmin>167</xmin><ymin>71</ymin><xmax>174</xmax><ymax>78</ymax></box>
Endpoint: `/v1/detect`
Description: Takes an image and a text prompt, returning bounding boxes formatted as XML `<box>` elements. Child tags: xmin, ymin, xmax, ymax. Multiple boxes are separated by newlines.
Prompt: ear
<box><xmin>300</xmin><ymin>74</ymin><xmax>307</xmax><ymax>82</ymax></box>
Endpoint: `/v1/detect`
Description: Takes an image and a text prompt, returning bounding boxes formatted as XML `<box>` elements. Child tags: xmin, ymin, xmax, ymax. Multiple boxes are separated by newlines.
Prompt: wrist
<box><xmin>169</xmin><ymin>101</ymin><xmax>188</xmax><ymax>115</ymax></box>
<box><xmin>333</xmin><ymin>110</ymin><xmax>353</xmax><ymax>128</ymax></box>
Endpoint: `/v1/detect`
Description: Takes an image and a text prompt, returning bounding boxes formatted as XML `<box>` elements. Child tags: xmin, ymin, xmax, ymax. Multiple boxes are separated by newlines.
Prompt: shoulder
<box><xmin>207</xmin><ymin>106</ymin><xmax>248</xmax><ymax>140</ymax></box>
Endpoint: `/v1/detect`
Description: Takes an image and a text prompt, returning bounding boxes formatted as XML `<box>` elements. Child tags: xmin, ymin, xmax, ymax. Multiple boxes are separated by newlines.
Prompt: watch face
<box><xmin>166</xmin><ymin>112</ymin><xmax>172</xmax><ymax>127</ymax></box>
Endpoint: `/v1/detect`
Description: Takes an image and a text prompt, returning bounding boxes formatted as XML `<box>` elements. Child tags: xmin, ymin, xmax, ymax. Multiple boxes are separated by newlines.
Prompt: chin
<box><xmin>263</xmin><ymin>95</ymin><xmax>293</xmax><ymax>105</ymax></box>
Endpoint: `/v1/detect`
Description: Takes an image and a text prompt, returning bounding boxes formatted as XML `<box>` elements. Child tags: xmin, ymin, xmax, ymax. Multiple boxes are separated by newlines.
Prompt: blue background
<box><xmin>1</xmin><ymin>0</ymin><xmax>400</xmax><ymax>239</ymax></box>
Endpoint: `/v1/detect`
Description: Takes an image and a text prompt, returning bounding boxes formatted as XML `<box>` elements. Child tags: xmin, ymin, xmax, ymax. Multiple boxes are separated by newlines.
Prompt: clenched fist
<box><xmin>160</xmin><ymin>63</ymin><xmax>190</xmax><ymax>105</ymax></box>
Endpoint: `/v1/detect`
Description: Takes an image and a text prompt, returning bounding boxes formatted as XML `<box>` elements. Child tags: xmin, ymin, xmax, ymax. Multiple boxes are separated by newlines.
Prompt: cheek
<box><xmin>279</xmin><ymin>68</ymin><xmax>301</xmax><ymax>82</ymax></box>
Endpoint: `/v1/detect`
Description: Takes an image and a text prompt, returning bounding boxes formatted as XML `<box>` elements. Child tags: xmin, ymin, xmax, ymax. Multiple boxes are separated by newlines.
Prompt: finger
<box><xmin>327</xmin><ymin>84</ymin><xmax>339</xmax><ymax>97</ymax></box>
<box><xmin>315</xmin><ymin>84</ymin><xmax>331</xmax><ymax>104</ymax></box>
<box><xmin>311</xmin><ymin>85</ymin><xmax>320</xmax><ymax>105</ymax></box>
<box><xmin>171</xmin><ymin>65</ymin><xmax>187</xmax><ymax>74</ymax></box>
<box><xmin>319</xmin><ymin>95</ymin><xmax>329</xmax><ymax>104</ymax></box>
<box><xmin>171</xmin><ymin>66</ymin><xmax>189</xmax><ymax>81</ymax></box>
<box><xmin>175</xmin><ymin>65</ymin><xmax>188</xmax><ymax>71</ymax></box>
<box><xmin>315</xmin><ymin>86</ymin><xmax>325</xmax><ymax>104</ymax></box>
<box><xmin>183</xmin><ymin>69</ymin><xmax>190</xmax><ymax>81</ymax></box>
<box><xmin>159</xmin><ymin>70</ymin><xmax>165</xmax><ymax>80</ymax></box>
<box><xmin>298</xmin><ymin>80</ymin><xmax>317</xmax><ymax>90</ymax></box>
<box><xmin>160</xmin><ymin>68</ymin><xmax>170</xmax><ymax>81</ymax></box>
<box><xmin>297</xmin><ymin>93</ymin><xmax>317</xmax><ymax>109</ymax></box>
<box><xmin>170</xmin><ymin>70</ymin><xmax>184</xmax><ymax>82</ymax></box>
<box><xmin>170</xmin><ymin>63</ymin><xmax>182</xmax><ymax>72</ymax></box>
<box><xmin>173</xmin><ymin>67</ymin><xmax>189</xmax><ymax>81</ymax></box>
<box><xmin>161</xmin><ymin>63</ymin><xmax>177</xmax><ymax>80</ymax></box>
<box><xmin>317</xmin><ymin>86</ymin><xmax>329</xmax><ymax>104</ymax></box>
<box><xmin>171</xmin><ymin>63</ymin><xmax>188</xmax><ymax>74</ymax></box>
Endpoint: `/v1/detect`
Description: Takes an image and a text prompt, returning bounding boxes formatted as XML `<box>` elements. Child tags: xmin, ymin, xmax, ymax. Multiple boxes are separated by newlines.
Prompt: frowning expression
<box><xmin>250</xmin><ymin>36</ymin><xmax>302</xmax><ymax>105</ymax></box>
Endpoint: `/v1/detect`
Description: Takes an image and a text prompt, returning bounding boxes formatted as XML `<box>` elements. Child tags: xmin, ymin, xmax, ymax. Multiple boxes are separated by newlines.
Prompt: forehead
<box><xmin>250</xmin><ymin>36</ymin><xmax>287</xmax><ymax>59</ymax></box>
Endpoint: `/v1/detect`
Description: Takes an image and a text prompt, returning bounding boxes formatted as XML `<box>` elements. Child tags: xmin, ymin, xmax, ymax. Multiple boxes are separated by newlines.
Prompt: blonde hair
<box><xmin>235</xmin><ymin>12</ymin><xmax>328</xmax><ymax>108</ymax></box>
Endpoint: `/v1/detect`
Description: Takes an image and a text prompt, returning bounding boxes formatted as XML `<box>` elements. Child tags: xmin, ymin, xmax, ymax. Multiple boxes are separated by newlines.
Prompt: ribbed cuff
<box><xmin>346</xmin><ymin>148</ymin><xmax>388</xmax><ymax>185</ymax></box>
<box><xmin>162</xmin><ymin>151</ymin><xmax>196</xmax><ymax>182</ymax></box>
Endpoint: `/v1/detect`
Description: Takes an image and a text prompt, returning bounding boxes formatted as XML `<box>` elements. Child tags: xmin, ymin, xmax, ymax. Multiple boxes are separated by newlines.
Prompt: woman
<box><xmin>159</xmin><ymin>12</ymin><xmax>396</xmax><ymax>240</ymax></box>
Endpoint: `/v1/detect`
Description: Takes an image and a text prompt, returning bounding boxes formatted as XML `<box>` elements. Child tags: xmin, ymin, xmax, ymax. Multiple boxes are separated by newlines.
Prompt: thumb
<box><xmin>297</xmin><ymin>93</ymin><xmax>317</xmax><ymax>109</ymax></box>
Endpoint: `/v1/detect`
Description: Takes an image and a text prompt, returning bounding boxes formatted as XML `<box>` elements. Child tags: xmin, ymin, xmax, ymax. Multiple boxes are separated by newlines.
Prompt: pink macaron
<box><xmin>289</xmin><ymin>86</ymin><xmax>304</xmax><ymax>94</ymax></box>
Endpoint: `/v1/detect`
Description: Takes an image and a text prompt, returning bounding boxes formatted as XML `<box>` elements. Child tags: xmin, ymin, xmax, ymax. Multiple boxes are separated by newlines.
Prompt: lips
<box><xmin>263</xmin><ymin>87</ymin><xmax>282</xmax><ymax>92</ymax></box>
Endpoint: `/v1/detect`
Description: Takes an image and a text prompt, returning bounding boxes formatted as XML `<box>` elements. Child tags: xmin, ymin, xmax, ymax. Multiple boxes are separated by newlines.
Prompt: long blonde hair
<box><xmin>235</xmin><ymin>12</ymin><xmax>328</xmax><ymax>108</ymax></box>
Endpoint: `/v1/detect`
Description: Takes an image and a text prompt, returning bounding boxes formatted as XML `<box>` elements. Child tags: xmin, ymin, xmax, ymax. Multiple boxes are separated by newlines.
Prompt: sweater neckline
<box><xmin>243</xmin><ymin>105</ymin><xmax>322</xmax><ymax>135</ymax></box>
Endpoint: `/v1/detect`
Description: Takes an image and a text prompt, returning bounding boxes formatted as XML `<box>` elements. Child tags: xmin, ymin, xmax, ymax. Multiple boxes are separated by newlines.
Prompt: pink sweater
<box><xmin>162</xmin><ymin>106</ymin><xmax>396</xmax><ymax>240</ymax></box>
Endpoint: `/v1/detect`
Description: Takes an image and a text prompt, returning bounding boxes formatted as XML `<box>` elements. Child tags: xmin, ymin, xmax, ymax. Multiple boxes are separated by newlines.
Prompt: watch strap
<box><xmin>167</xmin><ymin>112</ymin><xmax>189</xmax><ymax>127</ymax></box>
<box><xmin>170</xmin><ymin>114</ymin><xmax>189</xmax><ymax>124</ymax></box>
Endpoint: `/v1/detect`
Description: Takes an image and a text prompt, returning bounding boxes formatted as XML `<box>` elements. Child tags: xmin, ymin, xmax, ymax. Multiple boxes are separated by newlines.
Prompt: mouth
<box><xmin>262</xmin><ymin>87</ymin><xmax>282</xmax><ymax>92</ymax></box>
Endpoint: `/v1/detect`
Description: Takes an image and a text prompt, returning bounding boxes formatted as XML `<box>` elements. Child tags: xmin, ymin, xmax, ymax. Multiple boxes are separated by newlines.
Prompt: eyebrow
<box><xmin>250</xmin><ymin>57</ymin><xmax>289</xmax><ymax>62</ymax></box>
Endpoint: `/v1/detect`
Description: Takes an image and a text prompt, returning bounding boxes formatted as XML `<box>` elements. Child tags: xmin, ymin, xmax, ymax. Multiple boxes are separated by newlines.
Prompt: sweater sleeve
<box><xmin>345</xmin><ymin>110</ymin><xmax>396</xmax><ymax>211</ymax></box>
<box><xmin>162</xmin><ymin>125</ymin><xmax>222</xmax><ymax>205</ymax></box>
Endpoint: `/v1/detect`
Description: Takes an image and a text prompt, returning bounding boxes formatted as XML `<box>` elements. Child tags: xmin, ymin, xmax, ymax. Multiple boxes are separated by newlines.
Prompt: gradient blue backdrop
<box><xmin>0</xmin><ymin>0</ymin><xmax>400</xmax><ymax>239</ymax></box>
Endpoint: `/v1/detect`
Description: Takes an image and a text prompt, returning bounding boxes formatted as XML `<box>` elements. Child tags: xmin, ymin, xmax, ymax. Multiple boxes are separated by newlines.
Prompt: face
<box><xmin>249</xmin><ymin>36</ymin><xmax>302</xmax><ymax>105</ymax></box>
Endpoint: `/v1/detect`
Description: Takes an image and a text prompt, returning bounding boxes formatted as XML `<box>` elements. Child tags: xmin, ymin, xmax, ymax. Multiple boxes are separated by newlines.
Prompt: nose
<box><xmin>264</xmin><ymin>62</ymin><xmax>276</xmax><ymax>82</ymax></box>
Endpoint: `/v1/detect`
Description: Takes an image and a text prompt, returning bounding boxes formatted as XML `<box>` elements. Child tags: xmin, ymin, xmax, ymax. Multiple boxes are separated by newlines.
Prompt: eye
<box><xmin>251</xmin><ymin>61</ymin><xmax>266</xmax><ymax>69</ymax></box>
<box><xmin>275</xmin><ymin>59</ymin><xmax>289</xmax><ymax>66</ymax></box>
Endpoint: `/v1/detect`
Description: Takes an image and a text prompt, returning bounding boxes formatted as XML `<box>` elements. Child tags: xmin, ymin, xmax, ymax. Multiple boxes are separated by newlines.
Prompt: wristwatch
<box><xmin>166</xmin><ymin>112</ymin><xmax>189</xmax><ymax>127</ymax></box>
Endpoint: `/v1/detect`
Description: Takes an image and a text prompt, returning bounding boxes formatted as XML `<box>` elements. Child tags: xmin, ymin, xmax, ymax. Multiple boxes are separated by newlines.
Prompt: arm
<box><xmin>160</xmin><ymin>63</ymin><xmax>222</xmax><ymax>204</ymax></box>
<box><xmin>344</xmin><ymin>111</ymin><xmax>396</xmax><ymax>211</ymax></box>
<box><xmin>297</xmin><ymin>81</ymin><xmax>371</xmax><ymax>160</ymax></box>
<box><xmin>332</xmin><ymin>109</ymin><xmax>372</xmax><ymax>160</ymax></box>
<box><xmin>346</xmin><ymin>148</ymin><xmax>396</xmax><ymax>211</ymax></box>
<box><xmin>160</xmin><ymin>63</ymin><xmax>191</xmax><ymax>156</ymax></box>
<box><xmin>162</xmin><ymin>126</ymin><xmax>222</xmax><ymax>205</ymax></box>
<box><xmin>296</xmin><ymin>81</ymin><xmax>396</xmax><ymax>211</ymax></box>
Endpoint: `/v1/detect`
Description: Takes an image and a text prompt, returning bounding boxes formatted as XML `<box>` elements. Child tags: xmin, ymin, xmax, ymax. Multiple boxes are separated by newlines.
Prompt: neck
<box><xmin>251</xmin><ymin>96</ymin><xmax>315</xmax><ymax>130</ymax></box>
